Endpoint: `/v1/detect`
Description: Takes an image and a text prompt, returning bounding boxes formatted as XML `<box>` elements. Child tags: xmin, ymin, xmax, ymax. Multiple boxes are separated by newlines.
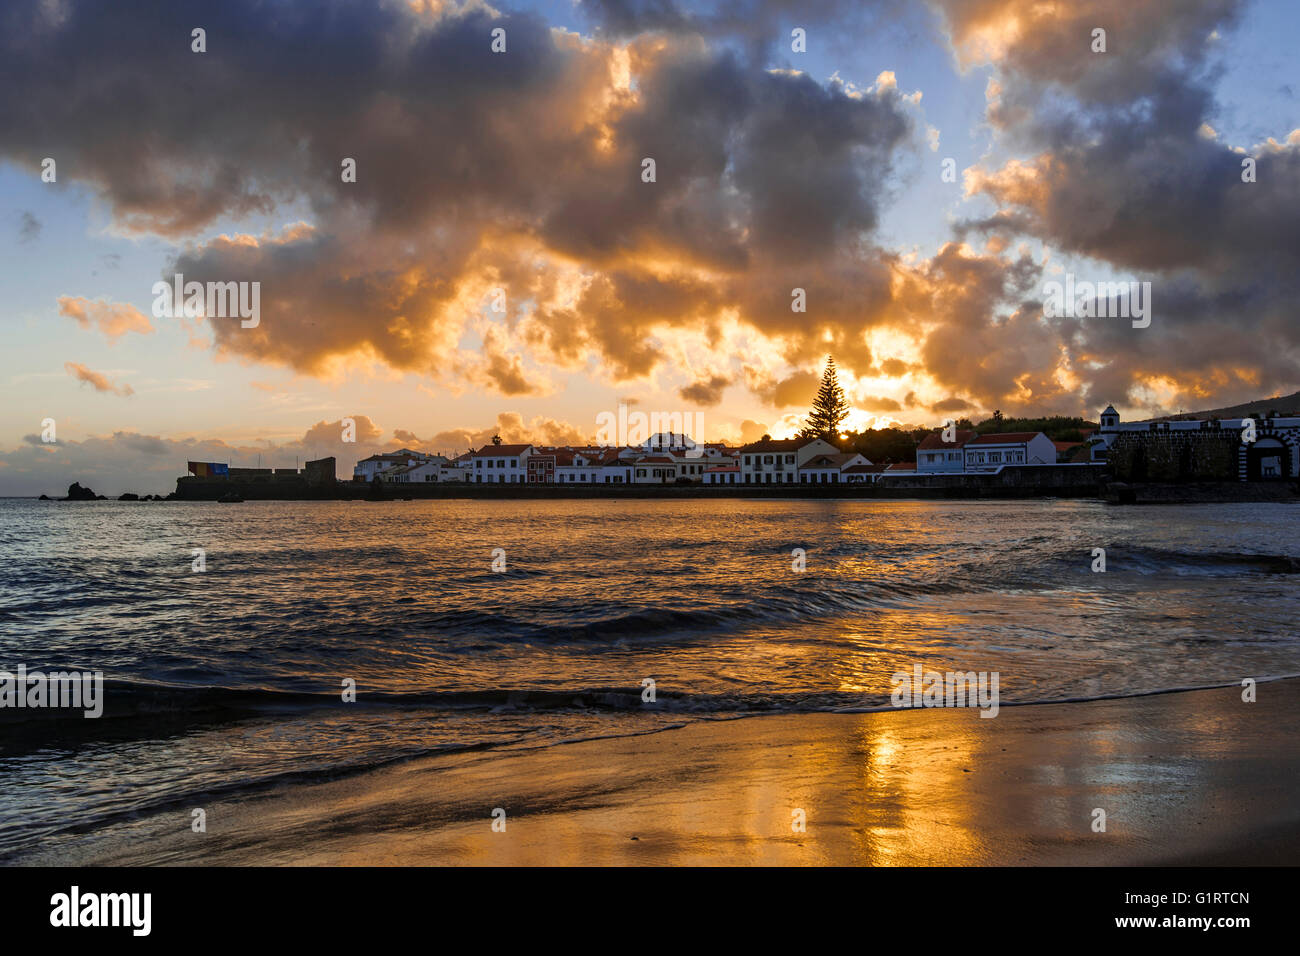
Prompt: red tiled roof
<box><xmin>472</xmin><ymin>444</ymin><xmax>533</xmax><ymax>457</ymax></box>
<box><xmin>841</xmin><ymin>464</ymin><xmax>881</xmax><ymax>474</ymax></box>
<box><xmin>969</xmin><ymin>432</ymin><xmax>1042</xmax><ymax>445</ymax></box>
<box><xmin>918</xmin><ymin>429</ymin><xmax>976</xmax><ymax>450</ymax></box>
<box><xmin>705</xmin><ymin>464</ymin><xmax>739</xmax><ymax>472</ymax></box>
<box><xmin>637</xmin><ymin>456</ymin><xmax>675</xmax><ymax>464</ymax></box>
<box><xmin>886</xmin><ymin>462</ymin><xmax>917</xmax><ymax>470</ymax></box>
<box><xmin>1052</xmin><ymin>441</ymin><xmax>1081</xmax><ymax>452</ymax></box>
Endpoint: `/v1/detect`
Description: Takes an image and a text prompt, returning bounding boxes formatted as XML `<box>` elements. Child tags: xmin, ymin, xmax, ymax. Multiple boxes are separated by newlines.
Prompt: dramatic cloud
<box><xmin>1</xmin><ymin>0</ymin><xmax>916</xmax><ymax>395</ymax></box>
<box><xmin>64</xmin><ymin>361</ymin><xmax>134</xmax><ymax>396</ymax></box>
<box><xmin>745</xmin><ymin>367</ymin><xmax>820</xmax><ymax>408</ymax></box>
<box><xmin>933</xmin><ymin>0</ymin><xmax>1300</xmax><ymax>411</ymax></box>
<box><xmin>3</xmin><ymin>0</ymin><xmax>1295</xmax><ymax>426</ymax></box>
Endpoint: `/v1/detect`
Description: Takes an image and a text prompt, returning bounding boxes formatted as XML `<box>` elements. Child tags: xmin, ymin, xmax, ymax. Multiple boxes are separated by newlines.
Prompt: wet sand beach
<box><xmin>20</xmin><ymin>678</ymin><xmax>1299</xmax><ymax>866</ymax></box>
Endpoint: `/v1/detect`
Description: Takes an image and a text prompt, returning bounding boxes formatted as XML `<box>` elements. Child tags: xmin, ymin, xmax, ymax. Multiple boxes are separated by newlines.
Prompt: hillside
<box><xmin>969</xmin><ymin>415</ymin><xmax>1097</xmax><ymax>442</ymax></box>
<box><xmin>1176</xmin><ymin>391</ymin><xmax>1300</xmax><ymax>420</ymax></box>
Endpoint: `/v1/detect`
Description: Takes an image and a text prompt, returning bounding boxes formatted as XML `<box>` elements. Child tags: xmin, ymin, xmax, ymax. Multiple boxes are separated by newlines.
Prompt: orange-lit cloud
<box><xmin>58</xmin><ymin>297</ymin><xmax>153</xmax><ymax>343</ymax></box>
<box><xmin>64</xmin><ymin>362</ymin><xmax>134</xmax><ymax>397</ymax></box>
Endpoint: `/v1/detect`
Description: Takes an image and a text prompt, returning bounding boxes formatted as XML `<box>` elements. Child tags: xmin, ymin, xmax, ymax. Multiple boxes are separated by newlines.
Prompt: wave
<box><xmin>1106</xmin><ymin>546</ymin><xmax>1300</xmax><ymax>575</ymax></box>
<box><xmin>9</xmin><ymin>669</ymin><xmax>1300</xmax><ymax>733</ymax></box>
<box><xmin>8</xmin><ymin>674</ymin><xmax>1300</xmax><ymax>863</ymax></box>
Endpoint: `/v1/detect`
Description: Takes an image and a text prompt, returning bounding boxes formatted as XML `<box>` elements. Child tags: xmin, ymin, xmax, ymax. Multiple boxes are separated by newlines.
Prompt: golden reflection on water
<box><xmin>8</xmin><ymin>498</ymin><xmax>1295</xmax><ymax>865</ymax></box>
<box><xmin>69</xmin><ymin>680</ymin><xmax>1290</xmax><ymax>867</ymax></box>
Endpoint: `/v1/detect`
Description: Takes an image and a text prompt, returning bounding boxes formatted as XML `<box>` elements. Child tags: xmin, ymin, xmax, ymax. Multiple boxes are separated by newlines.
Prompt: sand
<box><xmin>18</xmin><ymin>679</ymin><xmax>1300</xmax><ymax>866</ymax></box>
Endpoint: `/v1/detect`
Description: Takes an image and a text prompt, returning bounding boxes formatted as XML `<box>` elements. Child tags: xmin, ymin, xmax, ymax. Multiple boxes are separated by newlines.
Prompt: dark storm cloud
<box><xmin>0</xmin><ymin>0</ymin><xmax>918</xmax><ymax>391</ymax></box>
<box><xmin>932</xmin><ymin>0</ymin><xmax>1300</xmax><ymax>411</ymax></box>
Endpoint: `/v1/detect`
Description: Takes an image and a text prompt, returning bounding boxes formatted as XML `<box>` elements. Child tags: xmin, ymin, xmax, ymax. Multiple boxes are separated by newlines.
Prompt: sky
<box><xmin>1</xmin><ymin>0</ymin><xmax>1298</xmax><ymax>494</ymax></box>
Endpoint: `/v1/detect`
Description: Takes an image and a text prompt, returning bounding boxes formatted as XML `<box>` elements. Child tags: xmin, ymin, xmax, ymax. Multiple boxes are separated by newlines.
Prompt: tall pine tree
<box><xmin>800</xmin><ymin>355</ymin><xmax>851</xmax><ymax>441</ymax></box>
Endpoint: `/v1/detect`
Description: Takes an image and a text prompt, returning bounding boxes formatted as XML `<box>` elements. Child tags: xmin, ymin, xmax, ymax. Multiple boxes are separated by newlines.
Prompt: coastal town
<box><xmin>155</xmin><ymin>394</ymin><xmax>1300</xmax><ymax>503</ymax></box>
<box><xmin>353</xmin><ymin>427</ymin><xmax>1067</xmax><ymax>487</ymax></box>
<box><xmin>350</xmin><ymin>358</ymin><xmax>1111</xmax><ymax>489</ymax></box>
<box><xmin>162</xmin><ymin>361</ymin><xmax>1300</xmax><ymax>500</ymax></box>
<box><xmin>347</xmin><ymin>403</ymin><xmax>1300</xmax><ymax>488</ymax></box>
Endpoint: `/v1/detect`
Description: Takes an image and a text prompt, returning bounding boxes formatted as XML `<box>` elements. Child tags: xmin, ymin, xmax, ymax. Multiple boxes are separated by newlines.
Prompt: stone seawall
<box><xmin>874</xmin><ymin>464</ymin><xmax>1106</xmax><ymax>497</ymax></box>
<box><xmin>1102</xmin><ymin>481</ymin><xmax>1299</xmax><ymax>504</ymax></box>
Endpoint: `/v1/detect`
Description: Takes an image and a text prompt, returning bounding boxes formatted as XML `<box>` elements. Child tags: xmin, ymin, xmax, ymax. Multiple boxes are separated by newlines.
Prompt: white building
<box><xmin>917</xmin><ymin>430</ymin><xmax>974</xmax><ymax>472</ymax></box>
<box><xmin>471</xmin><ymin>443</ymin><xmax>534</xmax><ymax>483</ymax></box>
<box><xmin>555</xmin><ymin>449</ymin><xmax>604</xmax><ymax>484</ymax></box>
<box><xmin>963</xmin><ymin>432</ymin><xmax>1057</xmax><ymax>472</ymax></box>
<box><xmin>598</xmin><ymin>449</ymin><xmax>637</xmax><ymax>484</ymax></box>
<box><xmin>672</xmin><ymin>455</ymin><xmax>712</xmax><ymax>482</ymax></box>
<box><xmin>382</xmin><ymin>458</ymin><xmax>470</xmax><ymax>483</ymax></box>
<box><xmin>798</xmin><ymin>452</ymin><xmax>872</xmax><ymax>483</ymax></box>
<box><xmin>632</xmin><ymin>455</ymin><xmax>678</xmax><ymax>483</ymax></box>
<box><xmin>738</xmin><ymin>437</ymin><xmax>840</xmax><ymax>484</ymax></box>
<box><xmin>354</xmin><ymin>448</ymin><xmax>434</xmax><ymax>481</ymax></box>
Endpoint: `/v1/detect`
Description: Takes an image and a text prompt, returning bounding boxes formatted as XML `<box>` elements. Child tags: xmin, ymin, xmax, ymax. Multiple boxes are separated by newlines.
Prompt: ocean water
<box><xmin>1</xmin><ymin>497</ymin><xmax>1297</xmax><ymax>860</ymax></box>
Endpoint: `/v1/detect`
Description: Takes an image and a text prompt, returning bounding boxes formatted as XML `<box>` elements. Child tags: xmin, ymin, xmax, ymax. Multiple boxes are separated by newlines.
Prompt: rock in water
<box><xmin>65</xmin><ymin>482</ymin><xmax>98</xmax><ymax>501</ymax></box>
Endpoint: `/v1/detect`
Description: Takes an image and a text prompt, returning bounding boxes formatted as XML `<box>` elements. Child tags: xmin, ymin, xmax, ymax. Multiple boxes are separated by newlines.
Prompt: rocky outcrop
<box><xmin>64</xmin><ymin>482</ymin><xmax>98</xmax><ymax>501</ymax></box>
